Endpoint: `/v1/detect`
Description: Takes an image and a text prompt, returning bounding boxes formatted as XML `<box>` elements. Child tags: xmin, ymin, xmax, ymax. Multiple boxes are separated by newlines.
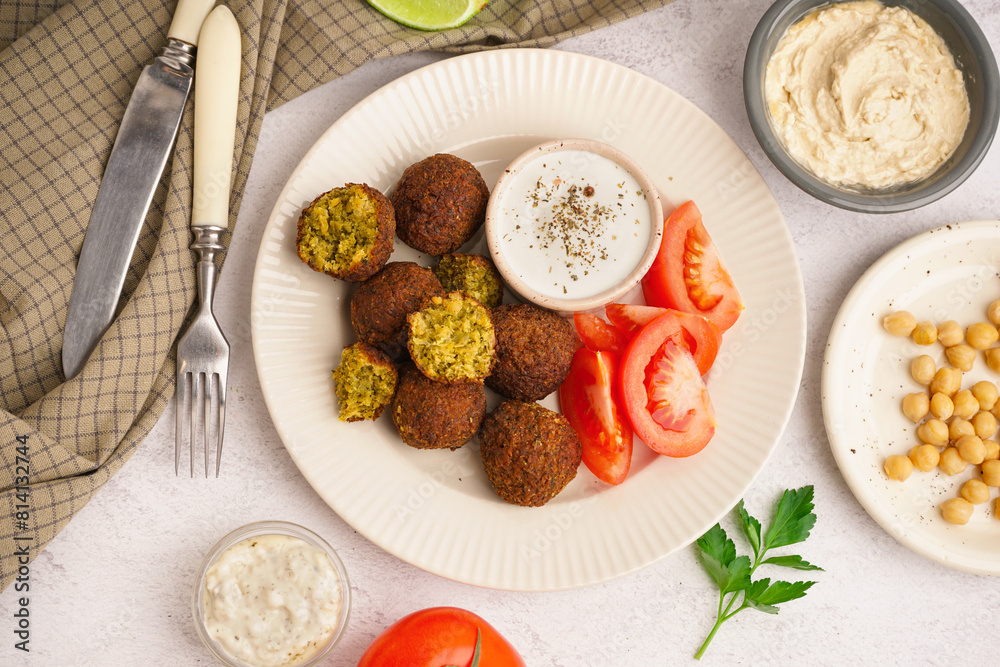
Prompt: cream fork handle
<box><xmin>167</xmin><ymin>0</ymin><xmax>216</xmax><ymax>45</ymax></box>
<box><xmin>192</xmin><ymin>5</ymin><xmax>242</xmax><ymax>228</ymax></box>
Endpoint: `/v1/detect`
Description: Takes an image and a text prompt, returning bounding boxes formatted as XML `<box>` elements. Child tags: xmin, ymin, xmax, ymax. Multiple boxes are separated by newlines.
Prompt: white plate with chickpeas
<box><xmin>824</xmin><ymin>220</ymin><xmax>1000</xmax><ymax>575</ymax></box>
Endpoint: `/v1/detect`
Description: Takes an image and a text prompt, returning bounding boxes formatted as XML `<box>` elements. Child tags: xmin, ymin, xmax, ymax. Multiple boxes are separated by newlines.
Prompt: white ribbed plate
<box><xmin>824</xmin><ymin>221</ymin><xmax>1000</xmax><ymax>576</ymax></box>
<box><xmin>250</xmin><ymin>49</ymin><xmax>806</xmax><ymax>590</ymax></box>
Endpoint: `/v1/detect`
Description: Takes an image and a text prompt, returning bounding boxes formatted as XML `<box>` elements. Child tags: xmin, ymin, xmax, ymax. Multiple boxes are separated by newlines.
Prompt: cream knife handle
<box><xmin>192</xmin><ymin>6</ymin><xmax>241</xmax><ymax>228</ymax></box>
<box><xmin>167</xmin><ymin>0</ymin><xmax>216</xmax><ymax>46</ymax></box>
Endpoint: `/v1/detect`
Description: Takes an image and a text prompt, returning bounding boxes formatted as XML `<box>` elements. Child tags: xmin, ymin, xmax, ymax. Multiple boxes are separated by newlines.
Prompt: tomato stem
<box><xmin>442</xmin><ymin>628</ymin><xmax>481</xmax><ymax>667</ymax></box>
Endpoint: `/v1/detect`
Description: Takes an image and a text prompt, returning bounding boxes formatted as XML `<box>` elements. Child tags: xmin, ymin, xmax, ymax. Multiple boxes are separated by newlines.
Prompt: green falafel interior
<box><xmin>299</xmin><ymin>185</ymin><xmax>380</xmax><ymax>274</ymax></box>
<box><xmin>433</xmin><ymin>254</ymin><xmax>504</xmax><ymax>309</ymax></box>
<box><xmin>332</xmin><ymin>343</ymin><xmax>397</xmax><ymax>422</ymax></box>
<box><xmin>408</xmin><ymin>292</ymin><xmax>495</xmax><ymax>382</ymax></box>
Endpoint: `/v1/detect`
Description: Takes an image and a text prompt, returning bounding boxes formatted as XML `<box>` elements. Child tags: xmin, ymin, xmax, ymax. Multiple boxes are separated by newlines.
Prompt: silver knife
<box><xmin>62</xmin><ymin>0</ymin><xmax>216</xmax><ymax>380</ymax></box>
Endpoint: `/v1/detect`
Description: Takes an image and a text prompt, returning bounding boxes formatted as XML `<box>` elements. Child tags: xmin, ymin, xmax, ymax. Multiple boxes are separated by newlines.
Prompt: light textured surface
<box><xmin>3</xmin><ymin>0</ymin><xmax>1000</xmax><ymax>664</ymax></box>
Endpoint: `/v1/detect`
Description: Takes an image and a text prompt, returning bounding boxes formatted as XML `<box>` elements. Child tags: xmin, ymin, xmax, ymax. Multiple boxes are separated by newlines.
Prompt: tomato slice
<box><xmin>641</xmin><ymin>200</ymin><xmax>743</xmax><ymax>332</ymax></box>
<box><xmin>573</xmin><ymin>312</ymin><xmax>629</xmax><ymax>355</ymax></box>
<box><xmin>559</xmin><ymin>348</ymin><xmax>633</xmax><ymax>484</ymax></box>
<box><xmin>620</xmin><ymin>318</ymin><xmax>716</xmax><ymax>457</ymax></box>
<box><xmin>605</xmin><ymin>304</ymin><xmax>721</xmax><ymax>376</ymax></box>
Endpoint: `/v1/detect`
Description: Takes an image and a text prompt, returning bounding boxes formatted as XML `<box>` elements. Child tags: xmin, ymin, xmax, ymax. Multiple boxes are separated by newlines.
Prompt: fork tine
<box><xmin>175</xmin><ymin>371</ymin><xmax>188</xmax><ymax>476</ymax></box>
<box><xmin>204</xmin><ymin>372</ymin><xmax>213</xmax><ymax>478</ymax></box>
<box><xmin>215</xmin><ymin>373</ymin><xmax>227</xmax><ymax>478</ymax></box>
<box><xmin>191</xmin><ymin>371</ymin><xmax>202</xmax><ymax>478</ymax></box>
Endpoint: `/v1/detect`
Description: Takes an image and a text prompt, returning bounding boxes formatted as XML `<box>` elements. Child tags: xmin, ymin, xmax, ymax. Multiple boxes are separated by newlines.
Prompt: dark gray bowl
<box><xmin>745</xmin><ymin>0</ymin><xmax>999</xmax><ymax>213</ymax></box>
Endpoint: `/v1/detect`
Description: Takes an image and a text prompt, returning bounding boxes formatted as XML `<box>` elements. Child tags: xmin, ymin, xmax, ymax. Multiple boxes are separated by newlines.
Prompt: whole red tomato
<box><xmin>356</xmin><ymin>607</ymin><xmax>526</xmax><ymax>667</ymax></box>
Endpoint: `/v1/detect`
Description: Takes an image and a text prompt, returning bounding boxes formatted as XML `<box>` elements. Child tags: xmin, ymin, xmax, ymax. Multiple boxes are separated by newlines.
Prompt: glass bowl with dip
<box><xmin>744</xmin><ymin>0</ymin><xmax>999</xmax><ymax>213</ymax></box>
<box><xmin>485</xmin><ymin>138</ymin><xmax>663</xmax><ymax>313</ymax></box>
<box><xmin>192</xmin><ymin>521</ymin><xmax>351</xmax><ymax>667</ymax></box>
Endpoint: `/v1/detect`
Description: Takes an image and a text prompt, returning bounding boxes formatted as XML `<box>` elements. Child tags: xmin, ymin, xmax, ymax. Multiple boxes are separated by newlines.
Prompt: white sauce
<box><xmin>203</xmin><ymin>534</ymin><xmax>343</xmax><ymax>667</ymax></box>
<box><xmin>764</xmin><ymin>1</ymin><xmax>970</xmax><ymax>190</ymax></box>
<box><xmin>496</xmin><ymin>150</ymin><xmax>651</xmax><ymax>300</ymax></box>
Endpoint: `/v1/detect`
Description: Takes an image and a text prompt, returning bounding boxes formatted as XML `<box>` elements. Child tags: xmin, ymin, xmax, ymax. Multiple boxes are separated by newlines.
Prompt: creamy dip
<box><xmin>764</xmin><ymin>1</ymin><xmax>970</xmax><ymax>189</ymax></box>
<box><xmin>203</xmin><ymin>534</ymin><xmax>343</xmax><ymax>667</ymax></box>
<box><xmin>495</xmin><ymin>150</ymin><xmax>651</xmax><ymax>300</ymax></box>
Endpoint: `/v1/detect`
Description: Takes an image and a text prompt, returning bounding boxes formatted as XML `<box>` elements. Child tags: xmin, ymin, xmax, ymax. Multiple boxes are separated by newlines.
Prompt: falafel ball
<box><xmin>479</xmin><ymin>400</ymin><xmax>582</xmax><ymax>507</ymax></box>
<box><xmin>407</xmin><ymin>291</ymin><xmax>496</xmax><ymax>383</ymax></box>
<box><xmin>332</xmin><ymin>342</ymin><xmax>398</xmax><ymax>422</ymax></box>
<box><xmin>391</xmin><ymin>154</ymin><xmax>489</xmax><ymax>255</ymax></box>
<box><xmin>433</xmin><ymin>253</ymin><xmax>505</xmax><ymax>309</ymax></box>
<box><xmin>392</xmin><ymin>364</ymin><xmax>486</xmax><ymax>450</ymax></box>
<box><xmin>486</xmin><ymin>303</ymin><xmax>576</xmax><ymax>401</ymax></box>
<box><xmin>296</xmin><ymin>183</ymin><xmax>394</xmax><ymax>282</ymax></box>
<box><xmin>351</xmin><ymin>261</ymin><xmax>446</xmax><ymax>358</ymax></box>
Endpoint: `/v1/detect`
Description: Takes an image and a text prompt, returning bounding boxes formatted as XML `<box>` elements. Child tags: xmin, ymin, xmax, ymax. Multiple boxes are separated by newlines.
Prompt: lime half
<box><xmin>367</xmin><ymin>0</ymin><xmax>488</xmax><ymax>31</ymax></box>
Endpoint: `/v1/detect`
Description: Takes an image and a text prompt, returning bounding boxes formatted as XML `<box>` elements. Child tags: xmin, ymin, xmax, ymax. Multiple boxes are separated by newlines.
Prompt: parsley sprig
<box><xmin>694</xmin><ymin>486</ymin><xmax>823</xmax><ymax>660</ymax></box>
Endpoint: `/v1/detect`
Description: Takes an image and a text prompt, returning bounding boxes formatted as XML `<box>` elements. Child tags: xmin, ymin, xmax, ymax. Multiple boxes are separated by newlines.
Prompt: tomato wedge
<box><xmin>559</xmin><ymin>348</ymin><xmax>633</xmax><ymax>484</ymax></box>
<box><xmin>620</xmin><ymin>317</ymin><xmax>716</xmax><ymax>457</ymax></box>
<box><xmin>573</xmin><ymin>312</ymin><xmax>629</xmax><ymax>355</ymax></box>
<box><xmin>641</xmin><ymin>201</ymin><xmax>743</xmax><ymax>332</ymax></box>
<box><xmin>606</xmin><ymin>304</ymin><xmax>721</xmax><ymax>376</ymax></box>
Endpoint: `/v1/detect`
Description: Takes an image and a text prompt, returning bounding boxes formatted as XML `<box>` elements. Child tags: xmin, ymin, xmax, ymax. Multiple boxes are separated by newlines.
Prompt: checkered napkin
<box><xmin>0</xmin><ymin>0</ymin><xmax>676</xmax><ymax>590</ymax></box>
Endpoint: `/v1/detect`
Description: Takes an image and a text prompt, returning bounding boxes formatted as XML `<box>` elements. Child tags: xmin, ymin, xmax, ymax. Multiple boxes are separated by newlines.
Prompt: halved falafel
<box><xmin>392</xmin><ymin>363</ymin><xmax>486</xmax><ymax>450</ymax></box>
<box><xmin>296</xmin><ymin>183</ymin><xmax>394</xmax><ymax>282</ymax></box>
<box><xmin>391</xmin><ymin>154</ymin><xmax>489</xmax><ymax>255</ymax></box>
<box><xmin>407</xmin><ymin>291</ymin><xmax>496</xmax><ymax>383</ymax></box>
<box><xmin>486</xmin><ymin>303</ymin><xmax>576</xmax><ymax>402</ymax></box>
<box><xmin>351</xmin><ymin>261</ymin><xmax>445</xmax><ymax>358</ymax></box>
<box><xmin>479</xmin><ymin>400</ymin><xmax>582</xmax><ymax>507</ymax></box>
<box><xmin>433</xmin><ymin>253</ymin><xmax>504</xmax><ymax>309</ymax></box>
<box><xmin>332</xmin><ymin>342</ymin><xmax>397</xmax><ymax>422</ymax></box>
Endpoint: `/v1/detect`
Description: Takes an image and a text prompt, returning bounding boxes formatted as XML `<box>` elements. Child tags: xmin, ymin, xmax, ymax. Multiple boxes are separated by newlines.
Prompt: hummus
<box><xmin>765</xmin><ymin>1</ymin><xmax>970</xmax><ymax>190</ymax></box>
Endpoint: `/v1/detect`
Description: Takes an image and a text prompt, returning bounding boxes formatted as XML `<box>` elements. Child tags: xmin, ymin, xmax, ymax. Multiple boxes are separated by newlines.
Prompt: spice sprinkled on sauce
<box><xmin>496</xmin><ymin>149</ymin><xmax>651</xmax><ymax>300</ymax></box>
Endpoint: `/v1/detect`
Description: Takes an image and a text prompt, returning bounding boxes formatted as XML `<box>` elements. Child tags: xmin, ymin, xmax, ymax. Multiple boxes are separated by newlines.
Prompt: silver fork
<box><xmin>174</xmin><ymin>5</ymin><xmax>241</xmax><ymax>476</ymax></box>
<box><xmin>176</xmin><ymin>228</ymin><xmax>230</xmax><ymax>476</ymax></box>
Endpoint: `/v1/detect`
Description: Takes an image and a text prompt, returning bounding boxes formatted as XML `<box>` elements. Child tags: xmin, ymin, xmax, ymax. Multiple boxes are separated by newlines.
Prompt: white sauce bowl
<box><xmin>485</xmin><ymin>138</ymin><xmax>663</xmax><ymax>314</ymax></box>
<box><xmin>192</xmin><ymin>521</ymin><xmax>351</xmax><ymax>667</ymax></box>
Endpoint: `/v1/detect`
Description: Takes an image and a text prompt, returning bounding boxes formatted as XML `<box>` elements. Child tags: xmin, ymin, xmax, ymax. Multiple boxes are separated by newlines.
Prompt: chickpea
<box><xmin>957</xmin><ymin>435</ymin><xmax>986</xmax><ymax>465</ymax></box>
<box><xmin>929</xmin><ymin>367</ymin><xmax>962</xmax><ymax>397</ymax></box>
<box><xmin>883</xmin><ymin>311</ymin><xmax>917</xmax><ymax>337</ymax></box>
<box><xmin>883</xmin><ymin>454</ymin><xmax>912</xmax><ymax>481</ymax></box>
<box><xmin>988</xmin><ymin>299</ymin><xmax>1000</xmax><ymax>327</ymax></box>
<box><xmin>909</xmin><ymin>444</ymin><xmax>941</xmax><ymax>472</ymax></box>
<box><xmin>912</xmin><ymin>321</ymin><xmax>938</xmax><ymax>345</ymax></box>
<box><xmin>984</xmin><ymin>440</ymin><xmax>1000</xmax><ymax>461</ymax></box>
<box><xmin>940</xmin><ymin>498</ymin><xmax>974</xmax><ymax>525</ymax></box>
<box><xmin>939</xmin><ymin>447</ymin><xmax>968</xmax><ymax>475</ymax></box>
<box><xmin>982</xmin><ymin>459</ymin><xmax>1000</xmax><ymax>487</ymax></box>
<box><xmin>949</xmin><ymin>418</ymin><xmax>975</xmax><ymax>442</ymax></box>
<box><xmin>929</xmin><ymin>392</ymin><xmax>954</xmax><ymax>420</ymax></box>
<box><xmin>973</xmin><ymin>410</ymin><xmax>998</xmax><ymax>439</ymax></box>
<box><xmin>972</xmin><ymin>381</ymin><xmax>1000</xmax><ymax>411</ymax></box>
<box><xmin>961</xmin><ymin>479</ymin><xmax>990</xmax><ymax>505</ymax></box>
<box><xmin>911</xmin><ymin>355</ymin><xmax>936</xmax><ymax>386</ymax></box>
<box><xmin>945</xmin><ymin>344</ymin><xmax>976</xmax><ymax>372</ymax></box>
<box><xmin>966</xmin><ymin>322</ymin><xmax>999</xmax><ymax>350</ymax></box>
<box><xmin>952</xmin><ymin>391</ymin><xmax>980</xmax><ymax>420</ymax></box>
<box><xmin>916</xmin><ymin>419</ymin><xmax>949</xmax><ymax>446</ymax></box>
<box><xmin>901</xmin><ymin>393</ymin><xmax>929</xmax><ymax>423</ymax></box>
<box><xmin>937</xmin><ymin>320</ymin><xmax>964</xmax><ymax>347</ymax></box>
<box><xmin>986</xmin><ymin>348</ymin><xmax>1000</xmax><ymax>374</ymax></box>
